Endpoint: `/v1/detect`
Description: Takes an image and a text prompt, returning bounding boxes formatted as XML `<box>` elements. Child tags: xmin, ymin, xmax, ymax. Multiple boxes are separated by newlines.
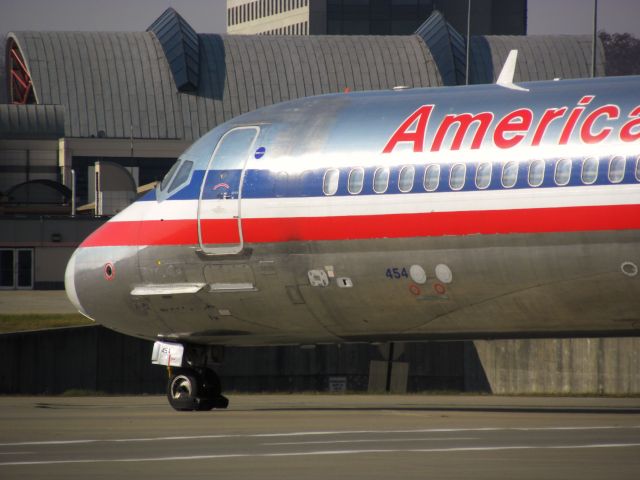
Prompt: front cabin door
<box><xmin>198</xmin><ymin>126</ymin><xmax>259</xmax><ymax>255</ymax></box>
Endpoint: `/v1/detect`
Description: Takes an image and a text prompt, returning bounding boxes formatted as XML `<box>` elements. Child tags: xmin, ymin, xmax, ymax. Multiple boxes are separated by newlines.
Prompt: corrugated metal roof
<box><xmin>0</xmin><ymin>104</ymin><xmax>65</xmax><ymax>139</ymax></box>
<box><xmin>8</xmin><ymin>31</ymin><xmax>442</xmax><ymax>141</ymax></box>
<box><xmin>148</xmin><ymin>8</ymin><xmax>200</xmax><ymax>92</ymax></box>
<box><xmin>469</xmin><ymin>35</ymin><xmax>606</xmax><ymax>84</ymax></box>
<box><xmin>416</xmin><ymin>11</ymin><xmax>604</xmax><ymax>87</ymax></box>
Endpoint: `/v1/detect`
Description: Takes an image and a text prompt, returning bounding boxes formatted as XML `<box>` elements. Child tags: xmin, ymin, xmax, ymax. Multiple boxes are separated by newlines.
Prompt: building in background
<box><xmin>0</xmin><ymin>7</ymin><xmax>601</xmax><ymax>289</ymax></box>
<box><xmin>227</xmin><ymin>0</ymin><xmax>527</xmax><ymax>36</ymax></box>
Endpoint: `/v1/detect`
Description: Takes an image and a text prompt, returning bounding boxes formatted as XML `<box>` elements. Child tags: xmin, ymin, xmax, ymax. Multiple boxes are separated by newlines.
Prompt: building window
<box><xmin>609</xmin><ymin>156</ymin><xmax>625</xmax><ymax>183</ymax></box>
<box><xmin>450</xmin><ymin>163</ymin><xmax>466</xmax><ymax>190</ymax></box>
<box><xmin>373</xmin><ymin>167</ymin><xmax>390</xmax><ymax>193</ymax></box>
<box><xmin>398</xmin><ymin>165</ymin><xmax>415</xmax><ymax>192</ymax></box>
<box><xmin>475</xmin><ymin>162</ymin><xmax>491</xmax><ymax>189</ymax></box>
<box><xmin>501</xmin><ymin>161</ymin><xmax>518</xmax><ymax>188</ymax></box>
<box><xmin>424</xmin><ymin>164</ymin><xmax>440</xmax><ymax>192</ymax></box>
<box><xmin>581</xmin><ymin>157</ymin><xmax>598</xmax><ymax>185</ymax></box>
<box><xmin>348</xmin><ymin>168</ymin><xmax>364</xmax><ymax>194</ymax></box>
<box><xmin>554</xmin><ymin>158</ymin><xmax>571</xmax><ymax>186</ymax></box>
<box><xmin>0</xmin><ymin>248</ymin><xmax>33</xmax><ymax>289</ymax></box>
<box><xmin>528</xmin><ymin>159</ymin><xmax>545</xmax><ymax>187</ymax></box>
<box><xmin>323</xmin><ymin>169</ymin><xmax>340</xmax><ymax>195</ymax></box>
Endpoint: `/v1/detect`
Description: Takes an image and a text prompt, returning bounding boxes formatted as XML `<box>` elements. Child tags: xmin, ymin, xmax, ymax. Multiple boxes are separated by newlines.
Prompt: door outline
<box><xmin>197</xmin><ymin>126</ymin><xmax>260</xmax><ymax>255</ymax></box>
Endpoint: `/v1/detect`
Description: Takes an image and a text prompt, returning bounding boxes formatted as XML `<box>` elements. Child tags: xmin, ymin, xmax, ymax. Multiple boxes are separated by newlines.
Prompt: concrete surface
<box><xmin>0</xmin><ymin>394</ymin><xmax>639</xmax><ymax>479</ymax></box>
<box><xmin>0</xmin><ymin>290</ymin><xmax>76</xmax><ymax>314</ymax></box>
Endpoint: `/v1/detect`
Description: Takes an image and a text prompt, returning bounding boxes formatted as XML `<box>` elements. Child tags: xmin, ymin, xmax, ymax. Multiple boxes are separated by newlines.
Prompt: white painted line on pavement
<box><xmin>1</xmin><ymin>425</ymin><xmax>638</xmax><ymax>447</ymax></box>
<box><xmin>2</xmin><ymin>443</ymin><xmax>640</xmax><ymax>466</ymax></box>
<box><xmin>263</xmin><ymin>437</ymin><xmax>477</xmax><ymax>446</ymax></box>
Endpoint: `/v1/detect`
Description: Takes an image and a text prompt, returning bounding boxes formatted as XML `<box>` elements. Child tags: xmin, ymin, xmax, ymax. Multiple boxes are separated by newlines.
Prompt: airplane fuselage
<box><xmin>66</xmin><ymin>76</ymin><xmax>640</xmax><ymax>347</ymax></box>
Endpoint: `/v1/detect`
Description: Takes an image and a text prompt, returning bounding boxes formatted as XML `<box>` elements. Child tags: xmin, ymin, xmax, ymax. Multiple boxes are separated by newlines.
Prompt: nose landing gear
<box><xmin>167</xmin><ymin>367</ymin><xmax>229</xmax><ymax>411</ymax></box>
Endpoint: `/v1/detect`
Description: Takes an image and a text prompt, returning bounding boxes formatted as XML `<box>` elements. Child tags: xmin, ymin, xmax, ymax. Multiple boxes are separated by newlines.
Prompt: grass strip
<box><xmin>0</xmin><ymin>314</ymin><xmax>93</xmax><ymax>333</ymax></box>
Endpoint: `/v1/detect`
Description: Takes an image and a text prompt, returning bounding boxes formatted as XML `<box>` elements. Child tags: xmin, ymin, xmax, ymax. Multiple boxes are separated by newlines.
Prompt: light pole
<box><xmin>591</xmin><ymin>0</ymin><xmax>598</xmax><ymax>77</ymax></box>
<box><xmin>465</xmin><ymin>0</ymin><xmax>471</xmax><ymax>85</ymax></box>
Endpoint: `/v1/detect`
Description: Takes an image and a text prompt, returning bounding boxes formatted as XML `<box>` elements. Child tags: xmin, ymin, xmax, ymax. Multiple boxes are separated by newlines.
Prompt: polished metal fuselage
<box><xmin>66</xmin><ymin>76</ymin><xmax>640</xmax><ymax>345</ymax></box>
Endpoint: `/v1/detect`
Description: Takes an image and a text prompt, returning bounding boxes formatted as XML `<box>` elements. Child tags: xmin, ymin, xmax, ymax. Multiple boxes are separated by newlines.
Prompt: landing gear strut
<box><xmin>167</xmin><ymin>367</ymin><xmax>229</xmax><ymax>411</ymax></box>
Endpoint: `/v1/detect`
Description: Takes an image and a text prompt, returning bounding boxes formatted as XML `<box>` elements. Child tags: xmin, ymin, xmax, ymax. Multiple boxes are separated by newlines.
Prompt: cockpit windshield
<box><xmin>160</xmin><ymin>160</ymin><xmax>181</xmax><ymax>191</ymax></box>
<box><xmin>159</xmin><ymin>159</ymin><xmax>195</xmax><ymax>194</ymax></box>
<box><xmin>168</xmin><ymin>160</ymin><xmax>193</xmax><ymax>192</ymax></box>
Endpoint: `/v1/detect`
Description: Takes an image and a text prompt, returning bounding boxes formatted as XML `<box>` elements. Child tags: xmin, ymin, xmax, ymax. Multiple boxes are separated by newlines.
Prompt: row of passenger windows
<box><xmin>322</xmin><ymin>156</ymin><xmax>640</xmax><ymax>195</ymax></box>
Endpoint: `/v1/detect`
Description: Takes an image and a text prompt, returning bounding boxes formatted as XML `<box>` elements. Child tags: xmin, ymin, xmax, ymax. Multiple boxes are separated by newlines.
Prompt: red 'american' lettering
<box><xmin>382</xmin><ymin>95</ymin><xmax>640</xmax><ymax>154</ymax></box>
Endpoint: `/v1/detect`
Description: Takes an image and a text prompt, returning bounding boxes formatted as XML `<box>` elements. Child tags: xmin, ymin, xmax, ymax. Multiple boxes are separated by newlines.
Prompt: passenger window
<box><xmin>475</xmin><ymin>162</ymin><xmax>491</xmax><ymax>189</ymax></box>
<box><xmin>398</xmin><ymin>165</ymin><xmax>415</xmax><ymax>193</ymax></box>
<box><xmin>348</xmin><ymin>168</ymin><xmax>364</xmax><ymax>194</ymax></box>
<box><xmin>160</xmin><ymin>161</ymin><xmax>182</xmax><ymax>190</ymax></box>
<box><xmin>636</xmin><ymin>156</ymin><xmax>640</xmax><ymax>181</ymax></box>
<box><xmin>554</xmin><ymin>158</ymin><xmax>571</xmax><ymax>186</ymax></box>
<box><xmin>528</xmin><ymin>160</ymin><xmax>545</xmax><ymax>187</ymax></box>
<box><xmin>323</xmin><ymin>169</ymin><xmax>339</xmax><ymax>195</ymax></box>
<box><xmin>501</xmin><ymin>161</ymin><xmax>518</xmax><ymax>188</ymax></box>
<box><xmin>373</xmin><ymin>167</ymin><xmax>390</xmax><ymax>193</ymax></box>
<box><xmin>450</xmin><ymin>164</ymin><xmax>466</xmax><ymax>190</ymax></box>
<box><xmin>608</xmin><ymin>156</ymin><xmax>625</xmax><ymax>183</ymax></box>
<box><xmin>581</xmin><ymin>157</ymin><xmax>598</xmax><ymax>185</ymax></box>
<box><xmin>423</xmin><ymin>164</ymin><xmax>440</xmax><ymax>192</ymax></box>
<box><xmin>168</xmin><ymin>160</ymin><xmax>194</xmax><ymax>192</ymax></box>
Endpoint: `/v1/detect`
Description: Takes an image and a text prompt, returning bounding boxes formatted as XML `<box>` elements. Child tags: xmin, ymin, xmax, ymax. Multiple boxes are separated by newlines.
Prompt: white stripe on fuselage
<box><xmin>112</xmin><ymin>184</ymin><xmax>639</xmax><ymax>223</ymax></box>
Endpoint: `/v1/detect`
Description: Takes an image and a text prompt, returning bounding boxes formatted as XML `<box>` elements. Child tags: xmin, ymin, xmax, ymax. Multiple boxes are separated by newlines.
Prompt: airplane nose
<box><xmin>64</xmin><ymin>248</ymin><xmax>90</xmax><ymax>318</ymax></box>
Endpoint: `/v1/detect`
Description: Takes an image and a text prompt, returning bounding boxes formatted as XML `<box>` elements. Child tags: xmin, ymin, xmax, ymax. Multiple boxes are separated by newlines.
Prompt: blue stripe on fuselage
<box><xmin>138</xmin><ymin>155</ymin><xmax>639</xmax><ymax>202</ymax></box>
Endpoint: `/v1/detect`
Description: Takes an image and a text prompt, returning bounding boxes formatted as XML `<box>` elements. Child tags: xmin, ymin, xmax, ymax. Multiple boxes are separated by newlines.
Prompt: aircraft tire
<box><xmin>167</xmin><ymin>368</ymin><xmax>228</xmax><ymax>411</ymax></box>
<box><xmin>167</xmin><ymin>370</ymin><xmax>201</xmax><ymax>411</ymax></box>
<box><xmin>197</xmin><ymin>368</ymin><xmax>229</xmax><ymax>410</ymax></box>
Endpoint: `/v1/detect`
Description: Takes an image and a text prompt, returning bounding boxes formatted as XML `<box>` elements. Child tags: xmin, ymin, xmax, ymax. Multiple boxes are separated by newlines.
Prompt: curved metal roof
<box><xmin>3</xmin><ymin>9</ymin><xmax>605</xmax><ymax>142</ymax></box>
<box><xmin>7</xmin><ymin>30</ymin><xmax>442</xmax><ymax>141</ymax></box>
<box><xmin>469</xmin><ymin>35</ymin><xmax>606</xmax><ymax>84</ymax></box>
<box><xmin>0</xmin><ymin>104</ymin><xmax>65</xmax><ymax>139</ymax></box>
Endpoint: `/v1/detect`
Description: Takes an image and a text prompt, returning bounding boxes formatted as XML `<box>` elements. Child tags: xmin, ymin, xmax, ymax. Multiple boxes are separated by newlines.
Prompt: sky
<box><xmin>0</xmin><ymin>0</ymin><xmax>639</xmax><ymax>38</ymax></box>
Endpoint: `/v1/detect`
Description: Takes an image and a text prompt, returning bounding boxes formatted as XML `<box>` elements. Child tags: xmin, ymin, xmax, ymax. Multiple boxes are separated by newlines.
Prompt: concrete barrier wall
<box><xmin>473</xmin><ymin>338</ymin><xmax>640</xmax><ymax>395</ymax></box>
<box><xmin>0</xmin><ymin>326</ymin><xmax>638</xmax><ymax>395</ymax></box>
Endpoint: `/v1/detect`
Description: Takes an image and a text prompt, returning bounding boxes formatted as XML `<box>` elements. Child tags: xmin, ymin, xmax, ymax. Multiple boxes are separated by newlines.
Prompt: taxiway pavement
<box><xmin>0</xmin><ymin>394</ymin><xmax>639</xmax><ymax>479</ymax></box>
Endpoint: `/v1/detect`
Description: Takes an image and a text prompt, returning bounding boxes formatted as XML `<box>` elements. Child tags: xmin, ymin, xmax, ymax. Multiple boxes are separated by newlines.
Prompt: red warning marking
<box><xmin>409</xmin><ymin>284</ymin><xmax>421</xmax><ymax>296</ymax></box>
<box><xmin>213</xmin><ymin>183</ymin><xmax>230</xmax><ymax>190</ymax></box>
<box><xmin>434</xmin><ymin>283</ymin><xmax>446</xmax><ymax>295</ymax></box>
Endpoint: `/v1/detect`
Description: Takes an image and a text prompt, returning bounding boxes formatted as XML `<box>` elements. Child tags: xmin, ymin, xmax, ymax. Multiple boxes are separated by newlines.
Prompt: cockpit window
<box><xmin>160</xmin><ymin>160</ymin><xmax>182</xmax><ymax>191</ymax></box>
<box><xmin>168</xmin><ymin>160</ymin><xmax>194</xmax><ymax>192</ymax></box>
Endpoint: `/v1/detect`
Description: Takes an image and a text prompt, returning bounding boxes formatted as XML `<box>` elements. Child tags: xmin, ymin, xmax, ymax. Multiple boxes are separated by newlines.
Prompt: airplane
<box><xmin>64</xmin><ymin>56</ymin><xmax>640</xmax><ymax>410</ymax></box>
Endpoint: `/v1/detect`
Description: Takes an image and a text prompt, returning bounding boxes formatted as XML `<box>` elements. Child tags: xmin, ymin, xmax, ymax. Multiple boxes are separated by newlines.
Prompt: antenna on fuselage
<box><xmin>496</xmin><ymin>49</ymin><xmax>529</xmax><ymax>92</ymax></box>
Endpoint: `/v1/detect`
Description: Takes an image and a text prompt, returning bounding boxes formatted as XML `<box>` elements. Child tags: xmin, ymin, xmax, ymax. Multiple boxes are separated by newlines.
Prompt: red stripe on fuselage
<box><xmin>79</xmin><ymin>204</ymin><xmax>640</xmax><ymax>248</ymax></box>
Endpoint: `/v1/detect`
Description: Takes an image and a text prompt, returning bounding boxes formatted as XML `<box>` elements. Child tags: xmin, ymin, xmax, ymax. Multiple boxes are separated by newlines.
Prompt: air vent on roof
<box><xmin>148</xmin><ymin>8</ymin><xmax>200</xmax><ymax>92</ymax></box>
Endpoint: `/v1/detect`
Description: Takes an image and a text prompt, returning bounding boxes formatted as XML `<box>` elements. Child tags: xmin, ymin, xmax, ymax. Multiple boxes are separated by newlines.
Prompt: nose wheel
<box><xmin>167</xmin><ymin>368</ymin><xmax>229</xmax><ymax>411</ymax></box>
